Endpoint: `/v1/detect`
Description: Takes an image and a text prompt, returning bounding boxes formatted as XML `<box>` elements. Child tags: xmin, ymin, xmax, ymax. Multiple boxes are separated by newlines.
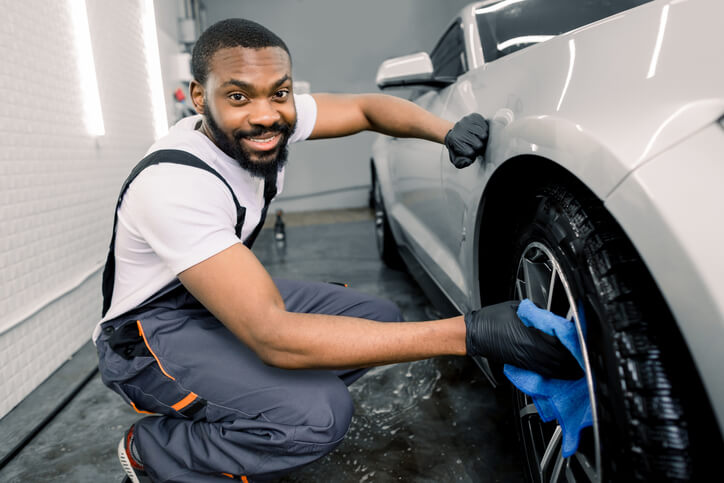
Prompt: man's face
<box><xmin>191</xmin><ymin>46</ymin><xmax>297</xmax><ymax>177</ymax></box>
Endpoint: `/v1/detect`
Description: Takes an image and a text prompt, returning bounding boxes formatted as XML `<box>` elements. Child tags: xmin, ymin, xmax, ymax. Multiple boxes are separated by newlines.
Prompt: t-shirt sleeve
<box><xmin>124</xmin><ymin>164</ymin><xmax>241</xmax><ymax>275</ymax></box>
<box><xmin>288</xmin><ymin>93</ymin><xmax>317</xmax><ymax>144</ymax></box>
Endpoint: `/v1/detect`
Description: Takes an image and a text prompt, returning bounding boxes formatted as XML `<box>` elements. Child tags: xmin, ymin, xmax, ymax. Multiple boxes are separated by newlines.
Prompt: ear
<box><xmin>189</xmin><ymin>80</ymin><xmax>206</xmax><ymax>115</ymax></box>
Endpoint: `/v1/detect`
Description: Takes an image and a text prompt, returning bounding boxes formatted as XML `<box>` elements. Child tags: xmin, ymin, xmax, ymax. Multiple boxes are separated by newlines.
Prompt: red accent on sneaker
<box><xmin>125</xmin><ymin>425</ymin><xmax>144</xmax><ymax>470</ymax></box>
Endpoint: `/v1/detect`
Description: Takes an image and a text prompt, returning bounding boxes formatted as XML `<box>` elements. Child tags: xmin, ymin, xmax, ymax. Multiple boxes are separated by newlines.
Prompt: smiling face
<box><xmin>190</xmin><ymin>46</ymin><xmax>297</xmax><ymax>177</ymax></box>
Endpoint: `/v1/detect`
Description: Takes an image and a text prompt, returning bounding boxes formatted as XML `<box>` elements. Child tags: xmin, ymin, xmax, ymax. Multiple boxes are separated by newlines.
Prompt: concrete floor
<box><xmin>0</xmin><ymin>210</ymin><xmax>525</xmax><ymax>482</ymax></box>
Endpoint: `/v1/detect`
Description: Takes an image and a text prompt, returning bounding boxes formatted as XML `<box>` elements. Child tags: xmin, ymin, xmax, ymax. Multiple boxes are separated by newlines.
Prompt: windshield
<box><xmin>475</xmin><ymin>0</ymin><xmax>653</xmax><ymax>62</ymax></box>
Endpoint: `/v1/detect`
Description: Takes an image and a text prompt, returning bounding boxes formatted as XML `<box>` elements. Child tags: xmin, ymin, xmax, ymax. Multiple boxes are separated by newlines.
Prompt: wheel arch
<box><xmin>475</xmin><ymin>155</ymin><xmax>595</xmax><ymax>304</ymax></box>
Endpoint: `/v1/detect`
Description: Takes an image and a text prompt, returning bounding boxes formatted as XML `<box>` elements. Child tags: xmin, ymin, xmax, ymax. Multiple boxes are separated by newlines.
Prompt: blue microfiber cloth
<box><xmin>504</xmin><ymin>299</ymin><xmax>592</xmax><ymax>457</ymax></box>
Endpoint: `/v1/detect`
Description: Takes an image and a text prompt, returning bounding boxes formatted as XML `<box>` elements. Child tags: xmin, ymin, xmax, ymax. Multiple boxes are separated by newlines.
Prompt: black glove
<box><xmin>444</xmin><ymin>113</ymin><xmax>489</xmax><ymax>169</ymax></box>
<box><xmin>464</xmin><ymin>301</ymin><xmax>583</xmax><ymax>380</ymax></box>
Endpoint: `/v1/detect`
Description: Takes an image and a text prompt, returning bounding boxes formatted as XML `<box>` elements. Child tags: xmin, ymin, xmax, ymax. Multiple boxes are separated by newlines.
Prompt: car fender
<box><xmin>486</xmin><ymin>113</ymin><xmax>624</xmax><ymax>200</ymax></box>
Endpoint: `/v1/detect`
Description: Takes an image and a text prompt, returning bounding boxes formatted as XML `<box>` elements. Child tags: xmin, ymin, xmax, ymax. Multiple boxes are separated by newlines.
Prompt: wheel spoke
<box><xmin>546</xmin><ymin>269</ymin><xmax>558</xmax><ymax>312</ymax></box>
<box><xmin>565</xmin><ymin>305</ymin><xmax>574</xmax><ymax>321</ymax></box>
<box><xmin>565</xmin><ymin>459</ymin><xmax>575</xmax><ymax>482</ymax></box>
<box><xmin>522</xmin><ymin>260</ymin><xmax>535</xmax><ymax>300</ymax></box>
<box><xmin>573</xmin><ymin>449</ymin><xmax>600</xmax><ymax>482</ymax></box>
<box><xmin>550</xmin><ymin>445</ymin><xmax>565</xmax><ymax>482</ymax></box>
<box><xmin>516</xmin><ymin>279</ymin><xmax>525</xmax><ymax>300</ymax></box>
<box><xmin>541</xmin><ymin>425</ymin><xmax>562</xmax><ymax>474</ymax></box>
<box><xmin>520</xmin><ymin>257</ymin><xmax>552</xmax><ymax>306</ymax></box>
<box><xmin>520</xmin><ymin>403</ymin><xmax>538</xmax><ymax>419</ymax></box>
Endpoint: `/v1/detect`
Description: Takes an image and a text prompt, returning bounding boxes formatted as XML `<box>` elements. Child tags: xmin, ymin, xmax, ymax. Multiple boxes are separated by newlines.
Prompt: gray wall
<box><xmin>202</xmin><ymin>0</ymin><xmax>472</xmax><ymax>212</ymax></box>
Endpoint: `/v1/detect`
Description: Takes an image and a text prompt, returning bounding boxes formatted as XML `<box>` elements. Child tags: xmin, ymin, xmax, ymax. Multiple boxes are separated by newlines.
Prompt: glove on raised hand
<box><xmin>444</xmin><ymin>113</ymin><xmax>489</xmax><ymax>169</ymax></box>
<box><xmin>464</xmin><ymin>300</ymin><xmax>583</xmax><ymax>380</ymax></box>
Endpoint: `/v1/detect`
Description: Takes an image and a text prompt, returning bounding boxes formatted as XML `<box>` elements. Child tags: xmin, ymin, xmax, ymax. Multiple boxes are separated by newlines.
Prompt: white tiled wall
<box><xmin>0</xmin><ymin>0</ymin><xmax>172</xmax><ymax>418</ymax></box>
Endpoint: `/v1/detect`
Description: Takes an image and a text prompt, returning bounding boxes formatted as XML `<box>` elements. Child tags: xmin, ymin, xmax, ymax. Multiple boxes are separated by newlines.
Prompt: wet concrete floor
<box><xmin>0</xmin><ymin>214</ymin><xmax>525</xmax><ymax>482</ymax></box>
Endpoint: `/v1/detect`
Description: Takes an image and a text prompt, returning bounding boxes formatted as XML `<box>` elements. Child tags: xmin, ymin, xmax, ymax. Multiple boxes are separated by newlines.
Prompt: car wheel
<box><xmin>372</xmin><ymin>168</ymin><xmax>403</xmax><ymax>269</ymax></box>
<box><xmin>509</xmin><ymin>184</ymin><xmax>693</xmax><ymax>482</ymax></box>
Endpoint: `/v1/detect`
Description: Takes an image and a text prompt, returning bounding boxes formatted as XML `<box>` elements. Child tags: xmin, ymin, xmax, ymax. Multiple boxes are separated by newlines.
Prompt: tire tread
<box><xmin>543</xmin><ymin>185</ymin><xmax>692</xmax><ymax>481</ymax></box>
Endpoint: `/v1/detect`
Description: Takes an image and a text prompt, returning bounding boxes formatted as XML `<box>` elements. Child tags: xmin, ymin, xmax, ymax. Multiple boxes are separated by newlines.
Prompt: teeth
<box><xmin>248</xmin><ymin>135</ymin><xmax>276</xmax><ymax>143</ymax></box>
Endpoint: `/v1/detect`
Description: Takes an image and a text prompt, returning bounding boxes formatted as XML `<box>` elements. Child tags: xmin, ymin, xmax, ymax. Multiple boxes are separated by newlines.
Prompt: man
<box><xmin>96</xmin><ymin>19</ymin><xmax>581</xmax><ymax>483</ymax></box>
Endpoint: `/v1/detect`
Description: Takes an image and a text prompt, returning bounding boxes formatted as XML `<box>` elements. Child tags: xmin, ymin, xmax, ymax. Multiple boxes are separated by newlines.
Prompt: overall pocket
<box><xmin>99</xmin><ymin>319</ymin><xmax>206</xmax><ymax>419</ymax></box>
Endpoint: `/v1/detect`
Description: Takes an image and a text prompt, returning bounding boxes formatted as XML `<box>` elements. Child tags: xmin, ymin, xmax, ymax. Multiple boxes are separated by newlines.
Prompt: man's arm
<box><xmin>179</xmin><ymin>243</ymin><xmax>582</xmax><ymax>379</ymax></box>
<box><xmin>309</xmin><ymin>93</ymin><xmax>453</xmax><ymax>143</ymax></box>
<box><xmin>308</xmin><ymin>93</ymin><xmax>489</xmax><ymax>169</ymax></box>
<box><xmin>178</xmin><ymin>243</ymin><xmax>467</xmax><ymax>370</ymax></box>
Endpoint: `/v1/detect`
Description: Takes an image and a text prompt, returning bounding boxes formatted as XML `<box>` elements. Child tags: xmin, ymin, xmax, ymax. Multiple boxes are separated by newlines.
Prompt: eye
<box><xmin>229</xmin><ymin>93</ymin><xmax>247</xmax><ymax>102</ymax></box>
<box><xmin>273</xmin><ymin>89</ymin><xmax>289</xmax><ymax>100</ymax></box>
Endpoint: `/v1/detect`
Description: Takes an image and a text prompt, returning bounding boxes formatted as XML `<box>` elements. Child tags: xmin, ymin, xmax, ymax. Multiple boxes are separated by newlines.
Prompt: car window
<box><xmin>430</xmin><ymin>19</ymin><xmax>467</xmax><ymax>80</ymax></box>
<box><xmin>476</xmin><ymin>0</ymin><xmax>653</xmax><ymax>62</ymax></box>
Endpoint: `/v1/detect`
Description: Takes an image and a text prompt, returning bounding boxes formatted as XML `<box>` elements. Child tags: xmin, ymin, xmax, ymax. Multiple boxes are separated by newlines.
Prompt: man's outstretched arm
<box><xmin>309</xmin><ymin>93</ymin><xmax>488</xmax><ymax>169</ymax></box>
<box><xmin>178</xmin><ymin>243</ymin><xmax>582</xmax><ymax>379</ymax></box>
<box><xmin>309</xmin><ymin>93</ymin><xmax>453</xmax><ymax>142</ymax></box>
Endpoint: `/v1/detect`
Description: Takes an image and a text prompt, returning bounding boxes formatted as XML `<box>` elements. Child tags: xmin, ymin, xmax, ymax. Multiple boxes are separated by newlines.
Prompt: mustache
<box><xmin>233</xmin><ymin>122</ymin><xmax>292</xmax><ymax>142</ymax></box>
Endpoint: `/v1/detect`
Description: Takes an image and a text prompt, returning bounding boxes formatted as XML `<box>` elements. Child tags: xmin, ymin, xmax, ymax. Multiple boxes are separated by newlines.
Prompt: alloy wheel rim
<box><xmin>515</xmin><ymin>241</ymin><xmax>602</xmax><ymax>482</ymax></box>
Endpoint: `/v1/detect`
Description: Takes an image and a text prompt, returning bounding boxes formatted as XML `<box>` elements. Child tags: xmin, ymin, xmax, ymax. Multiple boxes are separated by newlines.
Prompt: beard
<box><xmin>204</xmin><ymin>106</ymin><xmax>295</xmax><ymax>178</ymax></box>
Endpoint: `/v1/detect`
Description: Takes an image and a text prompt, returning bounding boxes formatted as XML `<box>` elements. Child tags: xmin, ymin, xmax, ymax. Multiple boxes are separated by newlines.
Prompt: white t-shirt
<box><xmin>93</xmin><ymin>93</ymin><xmax>317</xmax><ymax>341</ymax></box>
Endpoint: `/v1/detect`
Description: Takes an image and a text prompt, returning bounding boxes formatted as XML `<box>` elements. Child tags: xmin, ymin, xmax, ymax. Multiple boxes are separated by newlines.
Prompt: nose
<box><xmin>248</xmin><ymin>99</ymin><xmax>281</xmax><ymax>128</ymax></box>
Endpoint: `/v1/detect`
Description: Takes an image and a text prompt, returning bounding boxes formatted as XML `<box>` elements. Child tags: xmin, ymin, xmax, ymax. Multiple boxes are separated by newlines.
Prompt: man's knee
<box><xmin>293</xmin><ymin>377</ymin><xmax>354</xmax><ymax>446</ymax></box>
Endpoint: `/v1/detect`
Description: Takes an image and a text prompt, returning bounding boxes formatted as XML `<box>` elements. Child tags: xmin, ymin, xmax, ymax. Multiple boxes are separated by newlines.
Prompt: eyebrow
<box><xmin>221</xmin><ymin>74</ymin><xmax>291</xmax><ymax>94</ymax></box>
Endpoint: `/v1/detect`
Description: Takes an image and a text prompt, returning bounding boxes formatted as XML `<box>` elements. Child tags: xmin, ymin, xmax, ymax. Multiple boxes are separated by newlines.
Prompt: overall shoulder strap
<box><xmin>101</xmin><ymin>149</ymin><xmax>246</xmax><ymax>317</ymax></box>
<box><xmin>243</xmin><ymin>170</ymin><xmax>278</xmax><ymax>249</ymax></box>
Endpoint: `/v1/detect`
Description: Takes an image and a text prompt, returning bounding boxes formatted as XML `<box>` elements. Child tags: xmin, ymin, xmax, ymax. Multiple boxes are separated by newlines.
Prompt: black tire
<box><xmin>508</xmin><ymin>184</ymin><xmax>714</xmax><ymax>482</ymax></box>
<box><xmin>372</xmin><ymin>168</ymin><xmax>404</xmax><ymax>270</ymax></box>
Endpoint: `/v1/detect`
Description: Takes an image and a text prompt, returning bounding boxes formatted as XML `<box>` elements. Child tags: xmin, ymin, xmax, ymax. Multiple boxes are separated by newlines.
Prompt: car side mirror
<box><xmin>375</xmin><ymin>52</ymin><xmax>455</xmax><ymax>90</ymax></box>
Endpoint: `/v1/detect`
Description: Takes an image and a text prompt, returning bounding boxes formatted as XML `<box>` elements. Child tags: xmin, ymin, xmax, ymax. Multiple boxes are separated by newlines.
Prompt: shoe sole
<box><xmin>118</xmin><ymin>437</ymin><xmax>141</xmax><ymax>483</ymax></box>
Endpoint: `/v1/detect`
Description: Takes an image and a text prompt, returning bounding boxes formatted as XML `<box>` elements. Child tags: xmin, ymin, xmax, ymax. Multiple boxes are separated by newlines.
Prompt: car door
<box><xmin>388</xmin><ymin>19</ymin><xmax>471</xmax><ymax>303</ymax></box>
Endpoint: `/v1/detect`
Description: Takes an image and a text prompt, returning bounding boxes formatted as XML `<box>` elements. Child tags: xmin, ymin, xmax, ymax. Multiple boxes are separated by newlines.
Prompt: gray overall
<box><xmin>96</xmin><ymin>150</ymin><xmax>403</xmax><ymax>482</ymax></box>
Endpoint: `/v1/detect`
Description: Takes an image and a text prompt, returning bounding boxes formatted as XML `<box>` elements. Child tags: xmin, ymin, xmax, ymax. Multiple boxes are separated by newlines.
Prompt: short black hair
<box><xmin>191</xmin><ymin>18</ymin><xmax>290</xmax><ymax>85</ymax></box>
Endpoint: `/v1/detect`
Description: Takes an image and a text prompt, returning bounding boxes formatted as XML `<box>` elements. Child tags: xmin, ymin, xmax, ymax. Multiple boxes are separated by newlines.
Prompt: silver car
<box><xmin>370</xmin><ymin>0</ymin><xmax>724</xmax><ymax>481</ymax></box>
